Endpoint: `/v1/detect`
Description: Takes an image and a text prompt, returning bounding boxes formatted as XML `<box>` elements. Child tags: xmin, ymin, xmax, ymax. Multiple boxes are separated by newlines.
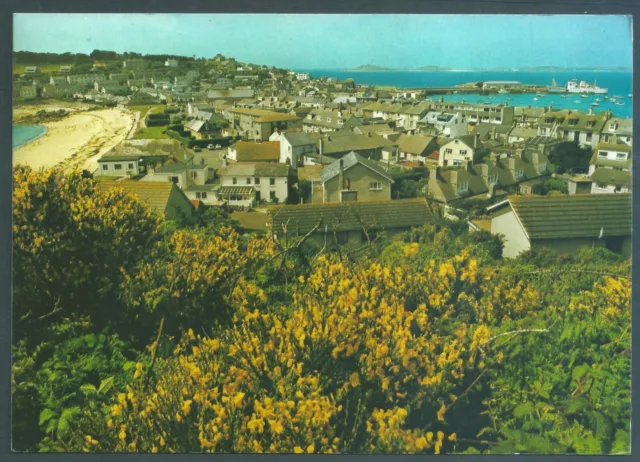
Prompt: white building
<box><xmin>217</xmin><ymin>163</ymin><xmax>289</xmax><ymax>207</ymax></box>
<box><xmin>269</xmin><ymin>131</ymin><xmax>316</xmax><ymax>167</ymax></box>
<box><xmin>165</xmin><ymin>58</ymin><xmax>179</xmax><ymax>68</ymax></box>
<box><xmin>420</xmin><ymin>111</ymin><xmax>468</xmax><ymax>139</ymax></box>
<box><xmin>296</xmin><ymin>72</ymin><xmax>310</xmax><ymax>81</ymax></box>
<box><xmin>438</xmin><ymin>135</ymin><xmax>479</xmax><ymax>167</ymax></box>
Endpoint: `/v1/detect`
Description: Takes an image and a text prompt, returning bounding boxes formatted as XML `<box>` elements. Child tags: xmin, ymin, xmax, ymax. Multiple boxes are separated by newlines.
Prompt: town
<box><xmin>13</xmin><ymin>51</ymin><xmax>631</xmax><ymax>259</ymax></box>
<box><xmin>10</xmin><ymin>10</ymin><xmax>633</xmax><ymax>457</ymax></box>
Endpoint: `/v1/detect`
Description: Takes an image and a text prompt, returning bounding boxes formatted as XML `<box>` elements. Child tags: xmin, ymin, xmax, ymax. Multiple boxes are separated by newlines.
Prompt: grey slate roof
<box><xmin>509</xmin><ymin>194</ymin><xmax>631</xmax><ymax>240</ymax></box>
<box><xmin>267</xmin><ymin>198</ymin><xmax>434</xmax><ymax>236</ymax></box>
<box><xmin>320</xmin><ymin>151</ymin><xmax>394</xmax><ymax>183</ymax></box>
<box><xmin>283</xmin><ymin>131</ymin><xmax>314</xmax><ymax>146</ymax></box>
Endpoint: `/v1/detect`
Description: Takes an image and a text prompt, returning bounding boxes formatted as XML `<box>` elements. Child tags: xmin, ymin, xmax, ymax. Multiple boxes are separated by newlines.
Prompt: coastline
<box><xmin>12</xmin><ymin>107</ymin><xmax>136</xmax><ymax>173</ymax></box>
<box><xmin>13</xmin><ymin>125</ymin><xmax>49</xmax><ymax>150</ymax></box>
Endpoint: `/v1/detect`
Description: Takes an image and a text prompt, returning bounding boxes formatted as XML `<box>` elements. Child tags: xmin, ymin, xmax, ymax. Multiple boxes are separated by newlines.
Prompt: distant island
<box><xmin>347</xmin><ymin>64</ymin><xmax>632</xmax><ymax>72</ymax></box>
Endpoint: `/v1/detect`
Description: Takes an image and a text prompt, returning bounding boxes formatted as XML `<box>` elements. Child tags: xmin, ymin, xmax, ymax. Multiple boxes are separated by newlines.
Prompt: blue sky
<box><xmin>14</xmin><ymin>14</ymin><xmax>632</xmax><ymax>69</ymax></box>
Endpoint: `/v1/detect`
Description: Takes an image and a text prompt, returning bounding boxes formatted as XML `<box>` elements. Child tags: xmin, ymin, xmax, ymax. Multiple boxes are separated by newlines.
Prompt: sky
<box><xmin>14</xmin><ymin>14</ymin><xmax>633</xmax><ymax>70</ymax></box>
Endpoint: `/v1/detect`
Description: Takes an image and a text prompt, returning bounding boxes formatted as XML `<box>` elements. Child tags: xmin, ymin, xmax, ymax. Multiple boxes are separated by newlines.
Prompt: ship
<box><xmin>566</xmin><ymin>78</ymin><xmax>608</xmax><ymax>94</ymax></box>
<box><xmin>547</xmin><ymin>78</ymin><xmax>567</xmax><ymax>93</ymax></box>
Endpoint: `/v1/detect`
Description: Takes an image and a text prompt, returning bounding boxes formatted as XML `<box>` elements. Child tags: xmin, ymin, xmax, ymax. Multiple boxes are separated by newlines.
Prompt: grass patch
<box><xmin>128</xmin><ymin>104</ymin><xmax>165</xmax><ymax>116</ymax></box>
<box><xmin>13</xmin><ymin>64</ymin><xmax>75</xmax><ymax>75</ymax></box>
<box><xmin>132</xmin><ymin>126</ymin><xmax>169</xmax><ymax>139</ymax></box>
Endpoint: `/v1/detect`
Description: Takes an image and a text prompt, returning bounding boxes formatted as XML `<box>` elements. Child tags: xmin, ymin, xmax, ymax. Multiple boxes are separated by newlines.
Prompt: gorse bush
<box><xmin>11</xmin><ymin>167</ymin><xmax>631</xmax><ymax>454</ymax></box>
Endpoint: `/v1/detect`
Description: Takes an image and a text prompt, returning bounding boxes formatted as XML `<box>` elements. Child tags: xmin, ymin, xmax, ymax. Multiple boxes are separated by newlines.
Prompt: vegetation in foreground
<box><xmin>12</xmin><ymin>166</ymin><xmax>631</xmax><ymax>454</ymax></box>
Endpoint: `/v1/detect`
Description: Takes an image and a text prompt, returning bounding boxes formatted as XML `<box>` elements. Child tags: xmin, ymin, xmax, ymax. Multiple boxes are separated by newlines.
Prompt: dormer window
<box><xmin>488</xmin><ymin>174</ymin><xmax>498</xmax><ymax>185</ymax></box>
<box><xmin>568</xmin><ymin>118</ymin><xmax>578</xmax><ymax>126</ymax></box>
<box><xmin>609</xmin><ymin>122</ymin><xmax>618</xmax><ymax>131</ymax></box>
<box><xmin>456</xmin><ymin>181</ymin><xmax>469</xmax><ymax>193</ymax></box>
<box><xmin>598</xmin><ymin>150</ymin><xmax>609</xmax><ymax>158</ymax></box>
<box><xmin>616</xmin><ymin>152</ymin><xmax>628</xmax><ymax>160</ymax></box>
<box><xmin>586</xmin><ymin>120</ymin><xmax>596</xmax><ymax>128</ymax></box>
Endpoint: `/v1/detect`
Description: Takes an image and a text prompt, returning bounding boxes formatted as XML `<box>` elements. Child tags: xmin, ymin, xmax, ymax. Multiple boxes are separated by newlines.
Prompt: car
<box><xmin>194</xmin><ymin>146</ymin><xmax>202</xmax><ymax>152</ymax></box>
<box><xmin>207</xmin><ymin>144</ymin><xmax>215</xmax><ymax>150</ymax></box>
<box><xmin>215</xmin><ymin>144</ymin><xmax>222</xmax><ymax>149</ymax></box>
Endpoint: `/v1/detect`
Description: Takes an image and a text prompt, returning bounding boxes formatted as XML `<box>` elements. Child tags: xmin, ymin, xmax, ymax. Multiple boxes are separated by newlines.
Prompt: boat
<box><xmin>604</xmin><ymin>96</ymin><xmax>609</xmax><ymax>100</ymax></box>
<box><xmin>560</xmin><ymin>95</ymin><xmax>567</xmax><ymax>98</ymax></box>
<box><xmin>595</xmin><ymin>98</ymin><xmax>601</xmax><ymax>102</ymax></box>
<box><xmin>574</xmin><ymin>100</ymin><xmax>581</xmax><ymax>103</ymax></box>
<box><xmin>532</xmin><ymin>97</ymin><xmax>539</xmax><ymax>101</ymax></box>
<box><xmin>566</xmin><ymin>78</ymin><xmax>608</xmax><ymax>94</ymax></box>
<box><xmin>547</xmin><ymin>77</ymin><xmax>566</xmax><ymax>93</ymax></box>
<box><xmin>628</xmin><ymin>94</ymin><xmax>632</xmax><ymax>98</ymax></box>
<box><xmin>591</xmin><ymin>102</ymin><xmax>599</xmax><ymax>106</ymax></box>
<box><xmin>615</xmin><ymin>101</ymin><xmax>625</xmax><ymax>106</ymax></box>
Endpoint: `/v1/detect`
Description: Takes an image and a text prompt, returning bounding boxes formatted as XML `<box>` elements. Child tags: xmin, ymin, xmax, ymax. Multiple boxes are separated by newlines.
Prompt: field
<box><xmin>13</xmin><ymin>63</ymin><xmax>75</xmax><ymax>75</ymax></box>
<box><xmin>131</xmin><ymin>125</ymin><xmax>169</xmax><ymax>139</ymax></box>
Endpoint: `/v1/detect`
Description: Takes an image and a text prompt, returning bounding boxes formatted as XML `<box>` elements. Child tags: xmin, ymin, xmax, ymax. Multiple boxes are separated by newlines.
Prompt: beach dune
<box><xmin>13</xmin><ymin>108</ymin><xmax>136</xmax><ymax>173</ymax></box>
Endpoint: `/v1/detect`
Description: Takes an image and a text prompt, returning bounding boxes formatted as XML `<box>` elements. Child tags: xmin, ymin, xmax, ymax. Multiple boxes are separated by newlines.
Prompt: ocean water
<box><xmin>298</xmin><ymin>70</ymin><xmax>633</xmax><ymax>119</ymax></box>
<box><xmin>13</xmin><ymin>124</ymin><xmax>48</xmax><ymax>149</ymax></box>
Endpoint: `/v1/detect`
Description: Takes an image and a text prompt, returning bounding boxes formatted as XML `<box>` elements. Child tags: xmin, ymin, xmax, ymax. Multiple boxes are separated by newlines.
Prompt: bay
<box><xmin>13</xmin><ymin>124</ymin><xmax>48</xmax><ymax>150</ymax></box>
<box><xmin>297</xmin><ymin>70</ymin><xmax>633</xmax><ymax>119</ymax></box>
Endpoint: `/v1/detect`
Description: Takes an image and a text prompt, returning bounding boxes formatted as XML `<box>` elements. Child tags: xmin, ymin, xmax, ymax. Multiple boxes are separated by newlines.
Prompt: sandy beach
<box><xmin>13</xmin><ymin>107</ymin><xmax>136</xmax><ymax>173</ymax></box>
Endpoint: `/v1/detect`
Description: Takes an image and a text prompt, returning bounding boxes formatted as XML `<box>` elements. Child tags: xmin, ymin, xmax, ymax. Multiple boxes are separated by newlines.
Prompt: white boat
<box><xmin>574</xmin><ymin>100</ymin><xmax>581</xmax><ymax>103</ymax></box>
<box><xmin>591</xmin><ymin>102</ymin><xmax>599</xmax><ymax>106</ymax></box>
<box><xmin>595</xmin><ymin>98</ymin><xmax>601</xmax><ymax>102</ymax></box>
<box><xmin>566</xmin><ymin>78</ymin><xmax>608</xmax><ymax>94</ymax></box>
<box><xmin>628</xmin><ymin>94</ymin><xmax>632</xmax><ymax>98</ymax></box>
<box><xmin>580</xmin><ymin>94</ymin><xmax>589</xmax><ymax>98</ymax></box>
<box><xmin>615</xmin><ymin>101</ymin><xmax>625</xmax><ymax>106</ymax></box>
<box><xmin>533</xmin><ymin>97</ymin><xmax>539</xmax><ymax>101</ymax></box>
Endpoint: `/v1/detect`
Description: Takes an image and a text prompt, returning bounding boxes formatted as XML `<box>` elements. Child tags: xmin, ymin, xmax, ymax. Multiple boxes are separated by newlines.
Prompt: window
<box><xmin>603</xmin><ymin>135</ymin><xmax>610</xmax><ymax>142</ymax></box>
<box><xmin>369</xmin><ymin>181</ymin><xmax>382</xmax><ymax>191</ymax></box>
<box><xmin>456</xmin><ymin>181</ymin><xmax>469</xmax><ymax>194</ymax></box>
<box><xmin>609</xmin><ymin>123</ymin><xmax>617</xmax><ymax>131</ymax></box>
<box><xmin>445</xmin><ymin>148</ymin><xmax>453</xmax><ymax>154</ymax></box>
<box><xmin>460</xmin><ymin>150</ymin><xmax>467</xmax><ymax>156</ymax></box>
<box><xmin>128</xmin><ymin>163</ymin><xmax>134</xmax><ymax>169</ymax></box>
<box><xmin>452</xmin><ymin>159</ymin><xmax>462</xmax><ymax>166</ymax></box>
<box><xmin>288</xmin><ymin>145</ymin><xmax>291</xmax><ymax>153</ymax></box>
<box><xmin>568</xmin><ymin>118</ymin><xmax>578</xmax><ymax>126</ymax></box>
<box><xmin>114</xmin><ymin>164</ymin><xmax>122</xmax><ymax>170</ymax></box>
<box><xmin>232</xmin><ymin>177</ymin><xmax>237</xmax><ymax>184</ymax></box>
<box><xmin>269</xmin><ymin>191</ymin><xmax>276</xmax><ymax>200</ymax></box>
<box><xmin>196</xmin><ymin>192</ymin><xmax>208</xmax><ymax>199</ymax></box>
<box><xmin>246</xmin><ymin>177</ymin><xmax>251</xmax><ymax>185</ymax></box>
<box><xmin>102</xmin><ymin>164</ymin><xmax>108</xmax><ymax>170</ymax></box>
<box><xmin>255</xmin><ymin>177</ymin><xmax>260</xmax><ymax>185</ymax></box>
<box><xmin>586</xmin><ymin>120</ymin><xmax>596</xmax><ymax>128</ymax></box>
<box><xmin>598</xmin><ymin>151</ymin><xmax>609</xmax><ymax>158</ymax></box>
<box><xmin>169</xmin><ymin>176</ymin><xmax>179</xmax><ymax>184</ymax></box>
<box><xmin>488</xmin><ymin>174</ymin><xmax>498</xmax><ymax>185</ymax></box>
<box><xmin>269</xmin><ymin>177</ymin><xmax>276</xmax><ymax>186</ymax></box>
<box><xmin>616</xmin><ymin>152</ymin><xmax>628</xmax><ymax>160</ymax></box>
<box><xmin>586</xmin><ymin>132</ymin><xmax>592</xmax><ymax>141</ymax></box>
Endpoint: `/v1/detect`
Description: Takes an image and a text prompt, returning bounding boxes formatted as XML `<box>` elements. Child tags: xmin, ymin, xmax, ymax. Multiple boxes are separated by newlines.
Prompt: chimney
<box><xmin>339</xmin><ymin>159</ymin><xmax>345</xmax><ymax>190</ymax></box>
<box><xmin>514</xmin><ymin>148</ymin><xmax>523</xmax><ymax>159</ymax></box>
<box><xmin>474</xmin><ymin>133</ymin><xmax>480</xmax><ymax>148</ymax></box>
<box><xmin>491</xmin><ymin>126</ymin><xmax>496</xmax><ymax>140</ymax></box>
<box><xmin>508</xmin><ymin>157</ymin><xmax>516</xmax><ymax>173</ymax></box>
<box><xmin>531</xmin><ymin>151</ymin><xmax>540</xmax><ymax>168</ymax></box>
<box><xmin>449</xmin><ymin>170</ymin><xmax>458</xmax><ymax>189</ymax></box>
<box><xmin>480</xmin><ymin>163</ymin><xmax>489</xmax><ymax>182</ymax></box>
<box><xmin>318</xmin><ymin>137</ymin><xmax>323</xmax><ymax>164</ymax></box>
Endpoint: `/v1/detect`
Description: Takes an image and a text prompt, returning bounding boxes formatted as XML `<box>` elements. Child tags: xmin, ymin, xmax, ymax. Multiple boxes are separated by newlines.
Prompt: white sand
<box><xmin>13</xmin><ymin>108</ymin><xmax>136</xmax><ymax>173</ymax></box>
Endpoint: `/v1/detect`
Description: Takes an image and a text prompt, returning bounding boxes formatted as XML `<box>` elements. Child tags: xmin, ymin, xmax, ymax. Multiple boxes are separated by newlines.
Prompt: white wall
<box><xmin>438</xmin><ymin>140</ymin><xmax>475</xmax><ymax>167</ymax></box>
<box><xmin>97</xmin><ymin>160</ymin><xmax>140</xmax><ymax>177</ymax></box>
<box><xmin>491</xmin><ymin>210</ymin><xmax>531</xmax><ymax>258</ymax></box>
<box><xmin>221</xmin><ymin>174</ymin><xmax>288</xmax><ymax>203</ymax></box>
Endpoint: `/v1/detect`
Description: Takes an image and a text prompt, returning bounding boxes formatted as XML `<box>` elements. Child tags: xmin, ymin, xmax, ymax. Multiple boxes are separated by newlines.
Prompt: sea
<box><xmin>13</xmin><ymin>124</ymin><xmax>48</xmax><ymax>150</ymax></box>
<box><xmin>297</xmin><ymin>70</ymin><xmax>633</xmax><ymax>119</ymax></box>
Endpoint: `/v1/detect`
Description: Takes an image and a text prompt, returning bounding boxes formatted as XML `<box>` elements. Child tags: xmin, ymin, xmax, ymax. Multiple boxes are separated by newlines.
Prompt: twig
<box><xmin>145</xmin><ymin>317</ymin><xmax>165</xmax><ymax>388</ymax></box>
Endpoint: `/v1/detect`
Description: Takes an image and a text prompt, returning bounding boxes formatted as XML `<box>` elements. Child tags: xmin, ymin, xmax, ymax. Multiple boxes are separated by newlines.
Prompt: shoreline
<box><xmin>13</xmin><ymin>124</ymin><xmax>49</xmax><ymax>150</ymax></box>
<box><xmin>12</xmin><ymin>107</ymin><xmax>136</xmax><ymax>173</ymax></box>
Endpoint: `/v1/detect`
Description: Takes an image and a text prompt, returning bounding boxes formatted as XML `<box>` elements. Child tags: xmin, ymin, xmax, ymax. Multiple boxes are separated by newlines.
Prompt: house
<box><xmin>428</xmin><ymin>149</ymin><xmax>552</xmax><ymax>204</ymax></box>
<box><xmin>537</xmin><ymin>109</ymin><xmax>609</xmax><ymax>148</ymax></box>
<box><xmin>297</xmin><ymin>165</ymin><xmax>324</xmax><ymax>203</ymax></box>
<box><xmin>49</xmin><ymin>75</ymin><xmax>68</xmax><ymax>85</ymax></box>
<box><xmin>395</xmin><ymin>134</ymin><xmax>439</xmax><ymax>164</ymax></box>
<box><xmin>514</xmin><ymin>106</ymin><xmax>546</xmax><ymax>125</ymax></box>
<box><xmin>395</xmin><ymin>103</ymin><xmax>430</xmax><ymax>132</ymax></box>
<box><xmin>218</xmin><ymin>162</ymin><xmax>290</xmax><ymax>206</ymax></box>
<box><xmin>438</xmin><ymin>135</ymin><xmax>480</xmax><ymax>167</ymax></box>
<box><xmin>59</xmin><ymin>65</ymin><xmax>72</xmax><ymax>73</ymax></box>
<box><xmin>18</xmin><ymin>86</ymin><xmax>38</xmax><ymax>99</ymax></box>
<box><xmin>207</xmin><ymin>89</ymin><xmax>256</xmax><ymax>101</ymax></box>
<box><xmin>487</xmin><ymin>194</ymin><xmax>631</xmax><ymax>258</ymax></box>
<box><xmin>67</xmin><ymin>74</ymin><xmax>103</xmax><ymax>85</ymax></box>
<box><xmin>588</xmin><ymin>143</ymin><xmax>632</xmax><ymax>194</ymax></box>
<box><xmin>296</xmin><ymin>72</ymin><xmax>310</xmax><ymax>81</ymax></box>
<box><xmin>318</xmin><ymin>152</ymin><xmax>394</xmax><ymax>203</ymax></box>
<box><xmin>303</xmin><ymin>109</ymin><xmax>351</xmax><ymax>133</ymax></box>
<box><xmin>228</xmin><ymin>141</ymin><xmax>281</xmax><ymax>163</ymax></box>
<box><xmin>97</xmin><ymin>155</ymin><xmax>145</xmax><ymax>177</ymax></box>
<box><xmin>270</xmin><ymin>131</ymin><xmax>316</xmax><ymax>166</ymax></box>
<box><xmin>123</xmin><ymin>59</ymin><xmax>148</xmax><ymax>70</ymax></box>
<box><xmin>266</xmin><ymin>198</ymin><xmax>434</xmax><ymax>248</ymax></box>
<box><xmin>507</xmin><ymin>126</ymin><xmax>539</xmax><ymax>144</ymax></box>
<box><xmin>165</xmin><ymin>58</ymin><xmax>179</xmax><ymax>68</ymax></box>
<box><xmin>419</xmin><ymin>111</ymin><xmax>468</xmax><ymax>139</ymax></box>
<box><xmin>429</xmin><ymin>101</ymin><xmax>515</xmax><ymax>126</ymax></box>
<box><xmin>95</xmin><ymin>180</ymin><xmax>195</xmax><ymax>221</ymax></box>
<box><xmin>23</xmin><ymin>66</ymin><xmax>38</xmax><ymax>75</ymax></box>
<box><xmin>600</xmin><ymin>118</ymin><xmax>632</xmax><ymax>146</ymax></box>
<box><xmin>227</xmin><ymin>107</ymin><xmax>301</xmax><ymax>141</ymax></box>
<box><xmin>140</xmin><ymin>162</ymin><xmax>211</xmax><ymax>190</ymax></box>
<box><xmin>311</xmin><ymin>132</ymin><xmax>389</xmax><ymax>163</ymax></box>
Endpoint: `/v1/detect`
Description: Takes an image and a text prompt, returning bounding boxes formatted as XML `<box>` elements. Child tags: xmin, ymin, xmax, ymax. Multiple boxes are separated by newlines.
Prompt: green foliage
<box><xmin>547</xmin><ymin>141</ymin><xmax>592</xmax><ymax>174</ymax></box>
<box><xmin>533</xmin><ymin>178</ymin><xmax>569</xmax><ymax>195</ymax></box>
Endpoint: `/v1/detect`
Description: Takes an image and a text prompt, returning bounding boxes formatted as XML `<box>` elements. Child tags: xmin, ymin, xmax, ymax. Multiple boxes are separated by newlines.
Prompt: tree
<box><xmin>547</xmin><ymin>141</ymin><xmax>592</xmax><ymax>174</ymax></box>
